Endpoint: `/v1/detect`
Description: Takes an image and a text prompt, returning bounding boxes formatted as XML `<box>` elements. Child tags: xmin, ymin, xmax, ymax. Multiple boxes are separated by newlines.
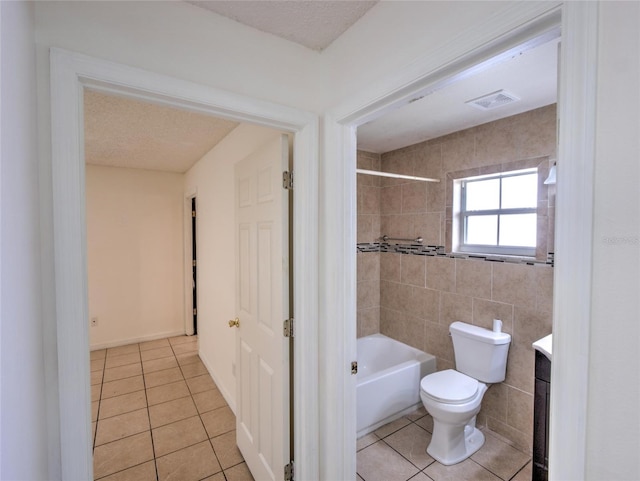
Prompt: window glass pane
<box><xmin>465</xmin><ymin>215</ymin><xmax>497</xmax><ymax>245</ymax></box>
<box><xmin>501</xmin><ymin>173</ymin><xmax>537</xmax><ymax>208</ymax></box>
<box><xmin>465</xmin><ymin>179</ymin><xmax>499</xmax><ymax>211</ymax></box>
<box><xmin>499</xmin><ymin>213</ymin><xmax>537</xmax><ymax>247</ymax></box>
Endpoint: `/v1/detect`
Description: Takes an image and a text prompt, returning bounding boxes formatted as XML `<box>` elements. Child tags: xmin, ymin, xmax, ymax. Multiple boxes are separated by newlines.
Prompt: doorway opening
<box><xmin>353</xmin><ymin>29</ymin><xmax>559</xmax><ymax>479</ymax></box>
<box><xmin>82</xmin><ymin>91</ymin><xmax>296</xmax><ymax>478</ymax></box>
<box><xmin>324</xmin><ymin>4</ymin><xmax>597</xmax><ymax>479</ymax></box>
<box><xmin>191</xmin><ymin>197</ymin><xmax>197</xmax><ymax>335</ymax></box>
<box><xmin>50</xmin><ymin>48</ymin><xmax>319</xmax><ymax>481</ymax></box>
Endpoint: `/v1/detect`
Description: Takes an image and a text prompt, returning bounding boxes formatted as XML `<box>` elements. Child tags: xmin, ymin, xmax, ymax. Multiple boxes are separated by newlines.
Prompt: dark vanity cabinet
<box><xmin>533</xmin><ymin>350</ymin><xmax>551</xmax><ymax>481</ymax></box>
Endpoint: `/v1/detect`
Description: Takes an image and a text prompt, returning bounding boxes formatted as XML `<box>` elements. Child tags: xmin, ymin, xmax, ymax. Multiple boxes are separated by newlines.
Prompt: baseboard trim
<box><xmin>199</xmin><ymin>350</ymin><xmax>236</xmax><ymax>414</ymax></box>
<box><xmin>90</xmin><ymin>330</ymin><xmax>187</xmax><ymax>351</ymax></box>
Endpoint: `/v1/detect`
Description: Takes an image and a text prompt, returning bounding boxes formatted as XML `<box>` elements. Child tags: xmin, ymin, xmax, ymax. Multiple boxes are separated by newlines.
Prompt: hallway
<box><xmin>90</xmin><ymin>335</ymin><xmax>254</xmax><ymax>481</ymax></box>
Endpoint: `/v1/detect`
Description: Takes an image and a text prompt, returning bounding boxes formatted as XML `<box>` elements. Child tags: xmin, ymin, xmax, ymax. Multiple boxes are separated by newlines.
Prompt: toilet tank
<box><xmin>450</xmin><ymin>321</ymin><xmax>511</xmax><ymax>383</ymax></box>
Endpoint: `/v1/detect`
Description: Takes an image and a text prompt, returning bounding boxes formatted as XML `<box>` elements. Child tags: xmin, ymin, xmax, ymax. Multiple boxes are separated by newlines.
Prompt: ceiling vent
<box><xmin>465</xmin><ymin>90</ymin><xmax>520</xmax><ymax>110</ymax></box>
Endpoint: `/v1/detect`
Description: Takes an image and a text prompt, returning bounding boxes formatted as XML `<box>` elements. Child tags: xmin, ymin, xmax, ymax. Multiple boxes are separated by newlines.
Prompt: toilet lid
<box><xmin>421</xmin><ymin>369</ymin><xmax>479</xmax><ymax>404</ymax></box>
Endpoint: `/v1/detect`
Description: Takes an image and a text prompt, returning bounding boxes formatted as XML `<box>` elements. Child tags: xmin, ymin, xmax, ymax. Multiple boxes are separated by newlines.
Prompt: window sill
<box><xmin>455</xmin><ymin>250</ymin><xmax>535</xmax><ymax>260</ymax></box>
<box><xmin>452</xmin><ymin>251</ymin><xmax>548</xmax><ymax>265</ymax></box>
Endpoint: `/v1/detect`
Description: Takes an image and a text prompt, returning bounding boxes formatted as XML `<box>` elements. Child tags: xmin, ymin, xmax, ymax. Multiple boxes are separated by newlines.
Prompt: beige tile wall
<box><xmin>356</xmin><ymin>105</ymin><xmax>557</xmax><ymax>453</ymax></box>
<box><xmin>379</xmin><ymin>254</ymin><xmax>553</xmax><ymax>453</ymax></box>
<box><xmin>357</xmin><ymin>151</ymin><xmax>382</xmax><ymax>337</ymax></box>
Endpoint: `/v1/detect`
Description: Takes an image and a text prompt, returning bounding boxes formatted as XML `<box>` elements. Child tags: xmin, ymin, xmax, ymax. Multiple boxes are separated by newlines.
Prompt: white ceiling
<box><xmin>357</xmin><ymin>37</ymin><xmax>559</xmax><ymax>153</ymax></box>
<box><xmin>186</xmin><ymin>0</ymin><xmax>378</xmax><ymax>51</ymax></box>
<box><xmin>83</xmin><ymin>4</ymin><xmax>559</xmax><ymax>172</ymax></box>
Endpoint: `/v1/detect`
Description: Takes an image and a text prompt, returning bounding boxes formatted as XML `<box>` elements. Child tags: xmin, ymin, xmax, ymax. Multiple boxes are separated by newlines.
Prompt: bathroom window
<box><xmin>453</xmin><ymin>168</ymin><xmax>538</xmax><ymax>257</ymax></box>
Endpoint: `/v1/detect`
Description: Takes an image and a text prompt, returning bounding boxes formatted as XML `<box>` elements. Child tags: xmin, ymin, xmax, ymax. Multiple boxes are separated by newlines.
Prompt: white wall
<box><xmin>184</xmin><ymin>123</ymin><xmax>282</xmax><ymax>410</ymax></box>
<box><xmin>86</xmin><ymin>165</ymin><xmax>185</xmax><ymax>348</ymax></box>
<box><xmin>0</xmin><ymin>1</ymin><xmax>49</xmax><ymax>479</ymax></box>
<box><xmin>319</xmin><ymin>0</ymin><xmax>512</xmax><ymax>108</ymax></box>
<box><xmin>586</xmin><ymin>2</ymin><xmax>640</xmax><ymax>479</ymax></box>
<box><xmin>34</xmin><ymin>1</ymin><xmax>322</xmax><ymax>113</ymax></box>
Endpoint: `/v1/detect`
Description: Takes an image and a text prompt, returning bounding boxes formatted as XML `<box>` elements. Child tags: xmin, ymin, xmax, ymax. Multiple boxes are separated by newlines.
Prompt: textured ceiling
<box><xmin>187</xmin><ymin>0</ymin><xmax>378</xmax><ymax>51</ymax></box>
<box><xmin>84</xmin><ymin>90</ymin><xmax>240</xmax><ymax>173</ymax></box>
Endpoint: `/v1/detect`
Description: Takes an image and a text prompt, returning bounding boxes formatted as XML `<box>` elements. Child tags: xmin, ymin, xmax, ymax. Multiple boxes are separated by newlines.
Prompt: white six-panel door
<box><xmin>234</xmin><ymin>134</ymin><xmax>290</xmax><ymax>480</ymax></box>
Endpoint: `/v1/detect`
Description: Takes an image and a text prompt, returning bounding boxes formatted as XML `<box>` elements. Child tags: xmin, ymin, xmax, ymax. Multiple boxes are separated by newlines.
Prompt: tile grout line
<box><xmin>194</xmin><ymin>386</ymin><xmax>227</xmax><ymax>478</ymax></box>
<box><xmin>150</xmin><ymin>338</ymin><xmax>202</xmax><ymax>478</ymax></box>
<box><xmin>107</xmin><ymin>342</ymin><xmax>161</xmax><ymax>481</ymax></box>
<box><xmin>184</xmin><ymin>335</ymin><xmax>252</xmax><ymax>480</ymax></box>
<box><xmin>364</xmin><ymin>411</ymin><xmax>532</xmax><ymax>481</ymax></box>
<box><xmin>180</xmin><ymin>337</ymin><xmax>237</xmax><ymax>479</ymax></box>
<box><xmin>174</xmin><ymin>335</ymin><xmax>229</xmax><ymax>480</ymax></box>
<box><xmin>174</xmin><ymin>336</ymin><xmax>223</xmax><ymax>475</ymax></box>
<box><xmin>100</xmin><ymin>350</ymin><xmax>188</xmax><ymax>481</ymax></box>
<box><xmin>95</xmin><ymin>336</ymin><xmax>247</xmax><ymax>481</ymax></box>
<box><xmin>141</xmin><ymin>341</ymin><xmax>161</xmax><ymax>481</ymax></box>
<box><xmin>508</xmin><ymin>460</ymin><xmax>531</xmax><ymax>481</ymax></box>
<box><xmin>357</xmin><ymin>416</ymin><xmax>428</xmax><ymax>480</ymax></box>
<box><xmin>93</xmin><ymin>355</ymin><xmax>106</xmax><ymax>453</ymax></box>
<box><xmin>94</xmin><ymin>343</ymin><xmax>153</xmax><ymax>481</ymax></box>
<box><xmin>153</xmin><ymin>338</ymin><xmax>217</xmax><ymax>476</ymax></box>
<box><xmin>468</xmin><ymin>457</ymin><xmax>505</xmax><ymax>480</ymax></box>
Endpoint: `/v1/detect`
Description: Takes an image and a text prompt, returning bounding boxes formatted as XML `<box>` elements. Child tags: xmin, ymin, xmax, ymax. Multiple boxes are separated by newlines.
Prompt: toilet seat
<box><xmin>421</xmin><ymin>369</ymin><xmax>479</xmax><ymax>404</ymax></box>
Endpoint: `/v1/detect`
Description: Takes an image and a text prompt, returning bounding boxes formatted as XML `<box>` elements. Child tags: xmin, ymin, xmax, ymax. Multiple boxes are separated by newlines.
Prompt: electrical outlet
<box><xmin>91</xmin><ymin>317</ymin><xmax>98</xmax><ymax>327</ymax></box>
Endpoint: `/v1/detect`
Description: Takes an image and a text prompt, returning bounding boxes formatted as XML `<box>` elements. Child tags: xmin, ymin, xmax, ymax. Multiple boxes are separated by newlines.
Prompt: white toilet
<box><xmin>420</xmin><ymin>321</ymin><xmax>511</xmax><ymax>465</ymax></box>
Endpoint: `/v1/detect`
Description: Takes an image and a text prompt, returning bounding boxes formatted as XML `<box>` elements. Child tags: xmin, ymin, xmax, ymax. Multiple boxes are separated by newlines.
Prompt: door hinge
<box><xmin>283</xmin><ymin>318</ymin><xmax>294</xmax><ymax>338</ymax></box>
<box><xmin>193</xmin><ymin>308</ymin><xmax>197</xmax><ymax>316</ymax></box>
<box><xmin>192</xmin><ymin>259</ymin><xmax>196</xmax><ymax>267</ymax></box>
<box><xmin>192</xmin><ymin>210</ymin><xmax>196</xmax><ymax>218</ymax></box>
<box><xmin>282</xmin><ymin>171</ymin><xmax>293</xmax><ymax>190</ymax></box>
<box><xmin>284</xmin><ymin>461</ymin><xmax>294</xmax><ymax>481</ymax></box>
<box><xmin>351</xmin><ymin>361</ymin><xmax>358</xmax><ymax>375</ymax></box>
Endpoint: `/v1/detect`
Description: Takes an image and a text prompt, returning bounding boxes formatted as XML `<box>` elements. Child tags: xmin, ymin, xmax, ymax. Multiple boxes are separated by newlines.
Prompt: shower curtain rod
<box><xmin>356</xmin><ymin>168</ymin><xmax>440</xmax><ymax>183</ymax></box>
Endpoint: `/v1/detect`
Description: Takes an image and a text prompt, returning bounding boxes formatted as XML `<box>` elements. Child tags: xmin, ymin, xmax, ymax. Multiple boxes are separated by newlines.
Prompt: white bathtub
<box><xmin>357</xmin><ymin>334</ymin><xmax>436</xmax><ymax>438</ymax></box>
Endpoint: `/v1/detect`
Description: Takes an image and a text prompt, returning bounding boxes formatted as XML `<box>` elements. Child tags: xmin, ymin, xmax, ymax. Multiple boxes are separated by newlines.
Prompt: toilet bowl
<box><xmin>419</xmin><ymin>322</ymin><xmax>511</xmax><ymax>465</ymax></box>
<box><xmin>420</xmin><ymin>369</ymin><xmax>488</xmax><ymax>465</ymax></box>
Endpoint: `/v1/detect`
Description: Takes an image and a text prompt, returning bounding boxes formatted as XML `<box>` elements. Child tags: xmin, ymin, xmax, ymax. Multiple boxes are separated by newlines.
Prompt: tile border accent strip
<box><xmin>357</xmin><ymin>242</ymin><xmax>554</xmax><ymax>267</ymax></box>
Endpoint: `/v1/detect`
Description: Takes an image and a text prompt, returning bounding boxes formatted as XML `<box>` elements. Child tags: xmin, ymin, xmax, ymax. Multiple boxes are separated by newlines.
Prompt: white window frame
<box><xmin>454</xmin><ymin>168</ymin><xmax>538</xmax><ymax>257</ymax></box>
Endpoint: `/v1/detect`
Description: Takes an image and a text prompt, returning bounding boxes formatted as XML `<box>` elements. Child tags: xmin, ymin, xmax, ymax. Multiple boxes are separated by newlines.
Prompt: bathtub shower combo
<box><xmin>356</xmin><ymin>334</ymin><xmax>436</xmax><ymax>437</ymax></box>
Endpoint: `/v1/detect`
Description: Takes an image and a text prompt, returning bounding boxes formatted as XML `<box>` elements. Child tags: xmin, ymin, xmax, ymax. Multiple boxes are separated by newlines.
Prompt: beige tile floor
<box><xmin>92</xmin><ymin>335</ymin><xmax>531</xmax><ymax>481</ymax></box>
<box><xmin>90</xmin><ymin>335</ymin><xmax>255</xmax><ymax>481</ymax></box>
<box><xmin>357</xmin><ymin>409</ymin><xmax>532</xmax><ymax>481</ymax></box>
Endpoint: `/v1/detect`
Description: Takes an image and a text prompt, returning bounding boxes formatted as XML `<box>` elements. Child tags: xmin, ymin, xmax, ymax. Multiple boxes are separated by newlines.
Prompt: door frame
<box><xmin>184</xmin><ymin>187</ymin><xmax>197</xmax><ymax>336</ymax></box>
<box><xmin>50</xmin><ymin>48</ymin><xmax>319</xmax><ymax>480</ymax></box>
<box><xmin>322</xmin><ymin>3</ymin><xmax>596</xmax><ymax>480</ymax></box>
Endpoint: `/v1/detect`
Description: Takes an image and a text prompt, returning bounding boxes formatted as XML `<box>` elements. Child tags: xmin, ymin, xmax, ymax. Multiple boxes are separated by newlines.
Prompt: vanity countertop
<box><xmin>532</xmin><ymin>334</ymin><xmax>552</xmax><ymax>361</ymax></box>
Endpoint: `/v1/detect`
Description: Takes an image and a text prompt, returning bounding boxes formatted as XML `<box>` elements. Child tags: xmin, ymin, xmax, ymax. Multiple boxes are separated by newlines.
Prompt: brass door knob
<box><xmin>228</xmin><ymin>318</ymin><xmax>240</xmax><ymax>328</ymax></box>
